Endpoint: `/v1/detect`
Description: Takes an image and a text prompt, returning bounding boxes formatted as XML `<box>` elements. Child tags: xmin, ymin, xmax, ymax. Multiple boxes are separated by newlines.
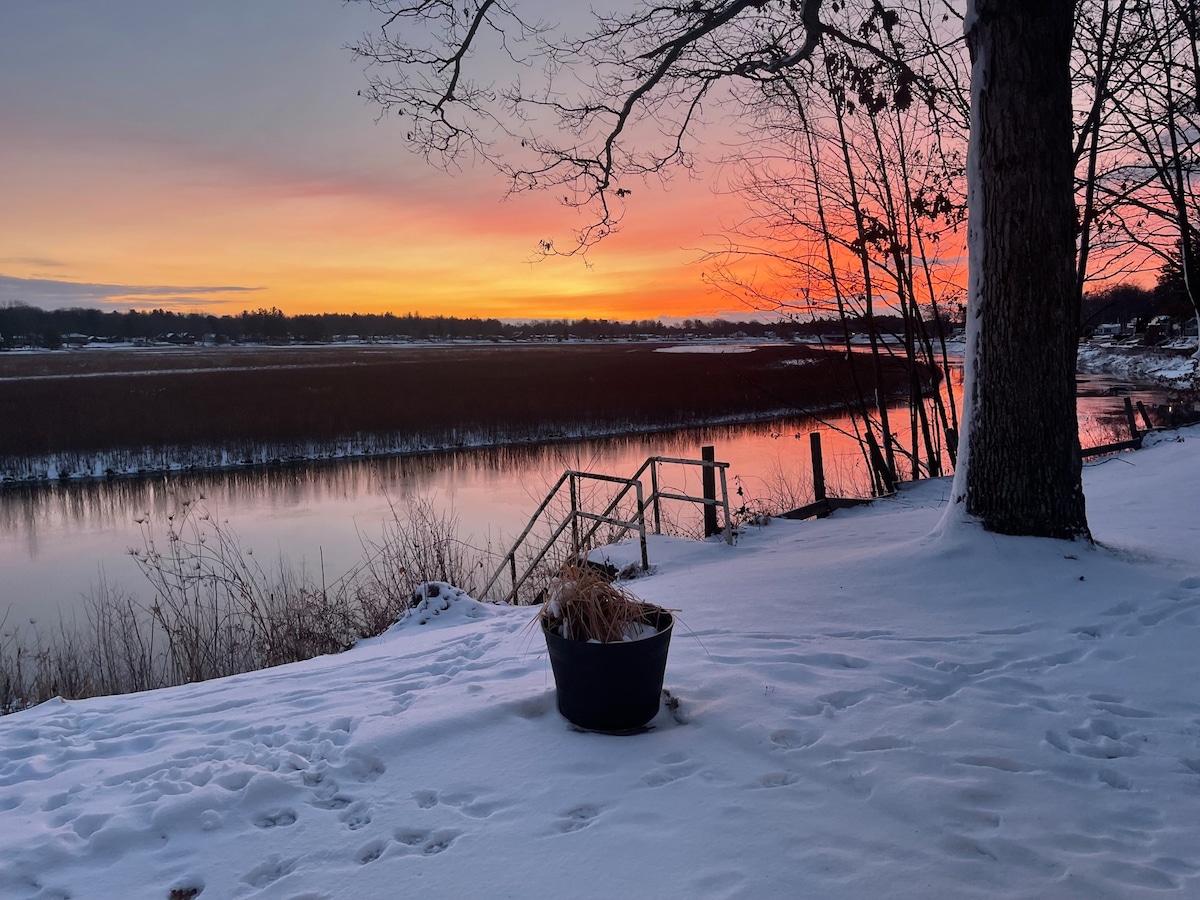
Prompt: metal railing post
<box><xmin>569</xmin><ymin>474</ymin><xmax>580</xmax><ymax>558</ymax></box>
<box><xmin>650</xmin><ymin>458</ymin><xmax>662</xmax><ymax>535</ymax></box>
<box><xmin>718</xmin><ymin>464</ymin><xmax>733</xmax><ymax>544</ymax></box>
<box><xmin>635</xmin><ymin>482</ymin><xmax>649</xmax><ymax>570</ymax></box>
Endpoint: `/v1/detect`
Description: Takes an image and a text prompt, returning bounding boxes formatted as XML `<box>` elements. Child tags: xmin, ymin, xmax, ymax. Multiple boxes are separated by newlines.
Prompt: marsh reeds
<box><xmin>0</xmin><ymin>343</ymin><xmax>914</xmax><ymax>480</ymax></box>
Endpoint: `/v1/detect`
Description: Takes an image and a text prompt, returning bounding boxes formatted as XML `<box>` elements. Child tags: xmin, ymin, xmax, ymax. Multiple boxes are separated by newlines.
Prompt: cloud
<box><xmin>0</xmin><ymin>274</ymin><xmax>263</xmax><ymax>311</ymax></box>
<box><xmin>0</xmin><ymin>257</ymin><xmax>71</xmax><ymax>271</ymax></box>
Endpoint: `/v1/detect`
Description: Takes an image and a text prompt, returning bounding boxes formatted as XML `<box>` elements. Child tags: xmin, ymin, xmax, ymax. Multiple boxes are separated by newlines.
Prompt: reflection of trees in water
<box><xmin>0</xmin><ymin>417</ymin><xmax>834</xmax><ymax>534</ymax></box>
<box><xmin>0</xmin><ymin>377</ymin><xmax>1164</xmax><ymax>541</ymax></box>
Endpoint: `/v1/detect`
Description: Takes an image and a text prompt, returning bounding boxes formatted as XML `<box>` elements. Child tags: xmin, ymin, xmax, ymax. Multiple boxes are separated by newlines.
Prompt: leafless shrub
<box><xmin>1</xmin><ymin>580</ymin><xmax>169</xmax><ymax>713</ymax></box>
<box><xmin>354</xmin><ymin>492</ymin><xmax>491</xmax><ymax>604</ymax></box>
<box><xmin>1</xmin><ymin>494</ymin><xmax>500</xmax><ymax>714</ymax></box>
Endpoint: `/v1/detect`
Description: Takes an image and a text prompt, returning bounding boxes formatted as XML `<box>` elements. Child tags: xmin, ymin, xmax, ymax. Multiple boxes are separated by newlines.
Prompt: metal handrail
<box><xmin>577</xmin><ymin>455</ymin><xmax>733</xmax><ymax>549</ymax></box>
<box><xmin>479</xmin><ymin>454</ymin><xmax>734</xmax><ymax>605</ymax></box>
<box><xmin>478</xmin><ymin>470</ymin><xmax>648</xmax><ymax>604</ymax></box>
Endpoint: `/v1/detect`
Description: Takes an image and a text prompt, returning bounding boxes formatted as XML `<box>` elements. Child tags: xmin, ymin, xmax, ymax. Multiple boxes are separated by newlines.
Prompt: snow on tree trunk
<box><xmin>948</xmin><ymin>0</ymin><xmax>1091</xmax><ymax>540</ymax></box>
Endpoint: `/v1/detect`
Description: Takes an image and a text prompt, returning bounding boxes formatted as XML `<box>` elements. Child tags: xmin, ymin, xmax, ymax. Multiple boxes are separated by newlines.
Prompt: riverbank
<box><xmin>1</xmin><ymin>342</ymin><xmax>918</xmax><ymax>485</ymax></box>
<box><xmin>1077</xmin><ymin>341</ymin><xmax>1198</xmax><ymax>386</ymax></box>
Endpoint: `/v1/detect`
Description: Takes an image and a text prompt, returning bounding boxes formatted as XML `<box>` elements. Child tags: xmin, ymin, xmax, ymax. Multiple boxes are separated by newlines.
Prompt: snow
<box><xmin>653</xmin><ymin>344</ymin><xmax>759</xmax><ymax>354</ymax></box>
<box><xmin>2</xmin><ymin>427</ymin><xmax>1199</xmax><ymax>898</ymax></box>
<box><xmin>951</xmin><ymin>0</ymin><xmax>985</xmax><ymax>525</ymax></box>
<box><xmin>1077</xmin><ymin>344</ymin><xmax>1198</xmax><ymax>386</ymax></box>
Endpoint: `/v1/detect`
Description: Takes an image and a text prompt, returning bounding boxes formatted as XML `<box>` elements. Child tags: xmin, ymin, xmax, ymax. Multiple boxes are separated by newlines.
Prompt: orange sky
<box><xmin>0</xmin><ymin>2</ymin><xmax>770</xmax><ymax>322</ymax></box>
<box><xmin>0</xmin><ymin>127</ymin><xmax>752</xmax><ymax>320</ymax></box>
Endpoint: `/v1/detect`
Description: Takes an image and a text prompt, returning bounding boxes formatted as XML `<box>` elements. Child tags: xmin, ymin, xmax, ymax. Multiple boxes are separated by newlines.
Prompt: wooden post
<box><xmin>718</xmin><ymin>464</ymin><xmax>733</xmax><ymax>544</ymax></box>
<box><xmin>1135</xmin><ymin>400</ymin><xmax>1154</xmax><ymax>432</ymax></box>
<box><xmin>701</xmin><ymin>445</ymin><xmax>718</xmax><ymax>537</ymax></box>
<box><xmin>810</xmin><ymin>432</ymin><xmax>826</xmax><ymax>503</ymax></box>
<box><xmin>1123</xmin><ymin>396</ymin><xmax>1139</xmax><ymax>440</ymax></box>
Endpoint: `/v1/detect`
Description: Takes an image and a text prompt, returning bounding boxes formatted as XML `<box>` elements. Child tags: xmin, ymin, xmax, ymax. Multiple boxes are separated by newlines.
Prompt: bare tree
<box><xmin>699</xmin><ymin>4</ymin><xmax>966</xmax><ymax>490</ymax></box>
<box><xmin>348</xmin><ymin>0</ymin><xmax>1090</xmax><ymax>539</ymax></box>
<box><xmin>1073</xmin><ymin>0</ymin><xmax>1200</xmax><ymax>343</ymax></box>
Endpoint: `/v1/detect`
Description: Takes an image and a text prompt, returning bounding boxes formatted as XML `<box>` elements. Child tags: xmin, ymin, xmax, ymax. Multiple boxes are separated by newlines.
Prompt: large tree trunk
<box><xmin>951</xmin><ymin>0</ymin><xmax>1091</xmax><ymax>539</ymax></box>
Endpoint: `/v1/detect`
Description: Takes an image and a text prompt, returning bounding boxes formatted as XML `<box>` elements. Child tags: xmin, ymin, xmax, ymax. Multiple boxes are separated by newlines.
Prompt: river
<box><xmin>0</xmin><ymin>371</ymin><xmax>1167</xmax><ymax>628</ymax></box>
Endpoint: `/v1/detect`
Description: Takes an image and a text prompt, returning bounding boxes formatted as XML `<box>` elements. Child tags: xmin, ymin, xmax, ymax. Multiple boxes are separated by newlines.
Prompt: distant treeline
<box><xmin>1080</xmin><ymin>279</ymin><xmax>1194</xmax><ymax>332</ymax></box>
<box><xmin>0</xmin><ymin>303</ymin><xmax>958</xmax><ymax>349</ymax></box>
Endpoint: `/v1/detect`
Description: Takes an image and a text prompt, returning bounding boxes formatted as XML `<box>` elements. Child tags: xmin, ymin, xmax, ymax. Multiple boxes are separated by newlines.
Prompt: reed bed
<box><xmin>1</xmin><ymin>344</ymin><xmax>915</xmax><ymax>467</ymax></box>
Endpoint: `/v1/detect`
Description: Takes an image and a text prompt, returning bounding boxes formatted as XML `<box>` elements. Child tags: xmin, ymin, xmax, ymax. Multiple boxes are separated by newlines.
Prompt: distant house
<box><xmin>1092</xmin><ymin>323</ymin><xmax>1124</xmax><ymax>338</ymax></box>
<box><xmin>1144</xmin><ymin>315</ymin><xmax>1173</xmax><ymax>345</ymax></box>
<box><xmin>62</xmin><ymin>333</ymin><xmax>91</xmax><ymax>346</ymax></box>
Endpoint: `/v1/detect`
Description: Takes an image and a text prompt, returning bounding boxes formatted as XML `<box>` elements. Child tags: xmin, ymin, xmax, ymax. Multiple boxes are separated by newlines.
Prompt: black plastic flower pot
<box><xmin>543</xmin><ymin>609</ymin><xmax>673</xmax><ymax>733</ymax></box>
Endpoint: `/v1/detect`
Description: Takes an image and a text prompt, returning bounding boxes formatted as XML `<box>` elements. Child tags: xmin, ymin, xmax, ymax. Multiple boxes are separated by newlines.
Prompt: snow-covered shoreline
<box><xmin>0</xmin><ymin>405</ymin><xmax>822</xmax><ymax>486</ymax></box>
<box><xmin>1076</xmin><ymin>342</ymin><xmax>1198</xmax><ymax>386</ymax></box>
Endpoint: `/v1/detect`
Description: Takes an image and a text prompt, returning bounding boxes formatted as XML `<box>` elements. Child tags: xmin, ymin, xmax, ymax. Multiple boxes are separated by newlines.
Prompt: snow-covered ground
<box><xmin>2</xmin><ymin>425</ymin><xmax>1198</xmax><ymax>899</ymax></box>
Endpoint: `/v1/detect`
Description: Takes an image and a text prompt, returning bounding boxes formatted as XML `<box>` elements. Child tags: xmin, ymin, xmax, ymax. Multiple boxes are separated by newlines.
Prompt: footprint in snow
<box><xmin>437</xmin><ymin>789</ymin><xmax>501</xmax><ymax>819</ymax></box>
<box><xmin>554</xmin><ymin>804</ymin><xmax>601</xmax><ymax>833</ymax></box>
<box><xmin>420</xmin><ymin>830</ymin><xmax>461</xmax><ymax>855</ymax></box>
<box><xmin>356</xmin><ymin>839</ymin><xmax>387</xmax><ymax>865</ymax></box>
<box><xmin>253</xmin><ymin>809</ymin><xmax>297</xmax><ymax>828</ymax></box>
<box><xmin>345</xmin><ymin>753</ymin><xmax>386</xmax><ymax>783</ymax></box>
<box><xmin>642</xmin><ymin>753</ymin><xmax>700</xmax><ymax>787</ymax></box>
<box><xmin>393</xmin><ymin>827</ymin><xmax>461</xmax><ymax>855</ymax></box>
<box><xmin>338</xmin><ymin>801</ymin><xmax>372</xmax><ymax>831</ymax></box>
<box><xmin>1046</xmin><ymin>717</ymin><xmax>1141</xmax><ymax>760</ymax></box>
<box><xmin>241</xmin><ymin>855</ymin><xmax>297</xmax><ymax>889</ymax></box>
<box><xmin>413</xmin><ymin>789</ymin><xmax>439</xmax><ymax>809</ymax></box>
<box><xmin>770</xmin><ymin>728</ymin><xmax>818</xmax><ymax>750</ymax></box>
<box><xmin>758</xmin><ymin>772</ymin><xmax>798</xmax><ymax>788</ymax></box>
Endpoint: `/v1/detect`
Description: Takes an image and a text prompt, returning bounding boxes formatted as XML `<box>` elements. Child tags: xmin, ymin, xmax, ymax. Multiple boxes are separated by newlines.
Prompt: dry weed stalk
<box><xmin>539</xmin><ymin>563</ymin><xmax>662</xmax><ymax>643</ymax></box>
<box><xmin>1</xmin><ymin>493</ymin><xmax>499</xmax><ymax>715</ymax></box>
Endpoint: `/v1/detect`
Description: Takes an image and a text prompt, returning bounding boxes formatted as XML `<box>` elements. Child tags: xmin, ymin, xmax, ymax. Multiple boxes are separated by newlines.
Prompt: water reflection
<box><xmin>0</xmin><ymin>420</ymin><xmax>856</xmax><ymax>545</ymax></box>
<box><xmin>0</xmin><ymin>372</ymin><xmax>1167</xmax><ymax>624</ymax></box>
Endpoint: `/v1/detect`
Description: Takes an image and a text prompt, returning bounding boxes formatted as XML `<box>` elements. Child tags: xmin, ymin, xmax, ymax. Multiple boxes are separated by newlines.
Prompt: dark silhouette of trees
<box><xmin>1</xmin><ymin>302</ymin><xmax>912</xmax><ymax>348</ymax></box>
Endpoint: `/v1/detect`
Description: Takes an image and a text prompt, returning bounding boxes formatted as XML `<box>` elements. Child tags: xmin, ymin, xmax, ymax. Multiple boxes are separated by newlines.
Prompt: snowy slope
<box><xmin>1</xmin><ymin>428</ymin><xmax>1198</xmax><ymax>899</ymax></box>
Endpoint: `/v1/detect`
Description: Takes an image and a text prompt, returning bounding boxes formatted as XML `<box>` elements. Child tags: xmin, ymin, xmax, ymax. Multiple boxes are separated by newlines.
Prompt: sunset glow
<box><xmin>0</xmin><ymin>1</ymin><xmax>783</xmax><ymax>322</ymax></box>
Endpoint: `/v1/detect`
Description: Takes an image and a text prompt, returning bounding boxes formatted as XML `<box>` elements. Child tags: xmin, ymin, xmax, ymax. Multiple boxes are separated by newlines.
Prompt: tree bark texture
<box><xmin>961</xmin><ymin>0</ymin><xmax>1090</xmax><ymax>539</ymax></box>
